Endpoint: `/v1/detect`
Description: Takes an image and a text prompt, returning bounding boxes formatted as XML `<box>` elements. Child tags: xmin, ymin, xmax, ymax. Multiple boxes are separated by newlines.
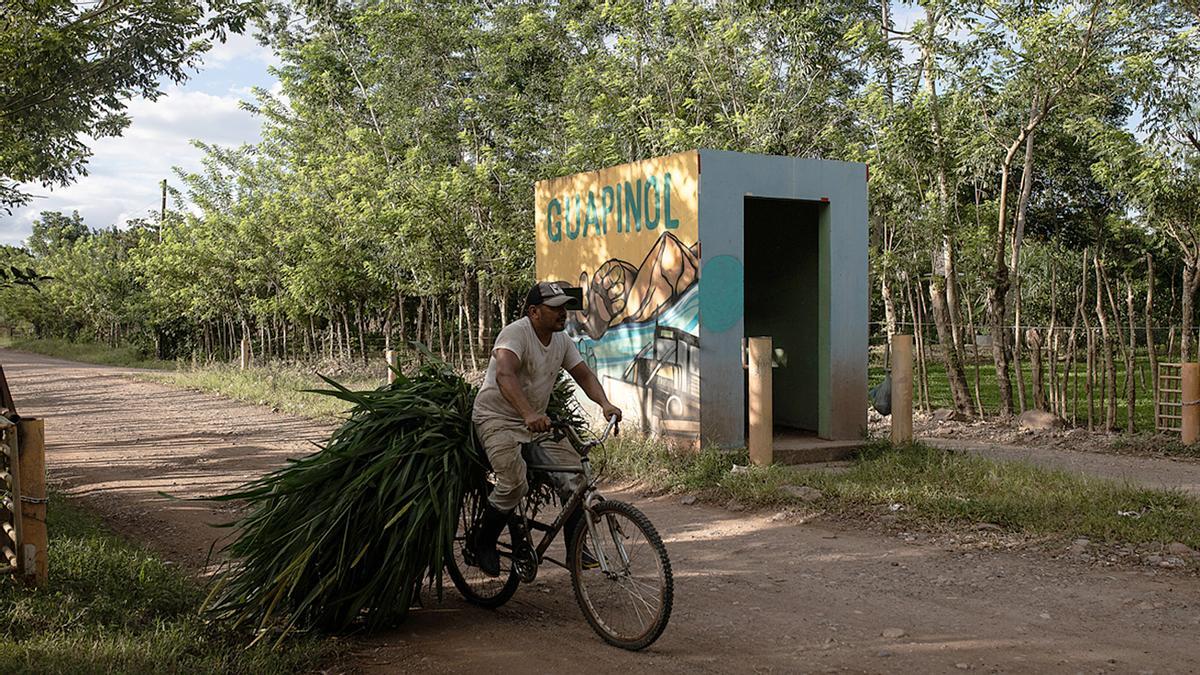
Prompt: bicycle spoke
<box><xmin>615</xmin><ymin>576</ymin><xmax>658</xmax><ymax>618</ymax></box>
<box><xmin>572</xmin><ymin>502</ymin><xmax>672</xmax><ymax>649</ymax></box>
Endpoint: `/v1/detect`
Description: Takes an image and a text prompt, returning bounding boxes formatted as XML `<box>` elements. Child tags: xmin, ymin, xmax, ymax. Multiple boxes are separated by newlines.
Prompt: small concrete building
<box><xmin>535</xmin><ymin>149</ymin><xmax>867</xmax><ymax>453</ymax></box>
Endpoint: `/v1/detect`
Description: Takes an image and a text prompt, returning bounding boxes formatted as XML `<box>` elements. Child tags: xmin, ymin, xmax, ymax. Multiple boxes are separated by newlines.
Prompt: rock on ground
<box><xmin>932</xmin><ymin>408</ymin><xmax>968</xmax><ymax>423</ymax></box>
<box><xmin>1016</xmin><ymin>410</ymin><xmax>1065</xmax><ymax>431</ymax></box>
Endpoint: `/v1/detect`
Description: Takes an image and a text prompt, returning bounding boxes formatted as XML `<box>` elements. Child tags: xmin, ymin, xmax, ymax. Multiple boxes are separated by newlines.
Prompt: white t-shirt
<box><xmin>472</xmin><ymin>317</ymin><xmax>584</xmax><ymax>427</ymax></box>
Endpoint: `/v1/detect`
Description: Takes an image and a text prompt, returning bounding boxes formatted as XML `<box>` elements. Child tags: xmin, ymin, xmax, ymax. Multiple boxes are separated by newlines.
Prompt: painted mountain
<box><xmin>578</xmin><ymin>232</ymin><xmax>700</xmax><ymax>340</ymax></box>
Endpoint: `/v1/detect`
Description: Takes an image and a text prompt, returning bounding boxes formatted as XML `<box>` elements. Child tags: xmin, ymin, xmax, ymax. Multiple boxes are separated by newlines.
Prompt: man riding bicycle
<box><xmin>469</xmin><ymin>281</ymin><xmax>622</xmax><ymax>577</ymax></box>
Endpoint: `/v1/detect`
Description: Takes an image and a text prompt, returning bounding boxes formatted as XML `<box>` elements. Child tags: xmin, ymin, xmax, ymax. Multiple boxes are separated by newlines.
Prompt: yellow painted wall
<box><xmin>535</xmin><ymin>150</ymin><xmax>699</xmax><ymax>282</ymax></box>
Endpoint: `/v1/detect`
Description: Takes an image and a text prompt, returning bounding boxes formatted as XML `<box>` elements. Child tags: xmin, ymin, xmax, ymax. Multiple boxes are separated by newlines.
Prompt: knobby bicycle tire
<box><xmin>569</xmin><ymin>499</ymin><xmax>673</xmax><ymax>650</ymax></box>
<box><xmin>446</xmin><ymin>490</ymin><xmax>521</xmax><ymax>608</ymax></box>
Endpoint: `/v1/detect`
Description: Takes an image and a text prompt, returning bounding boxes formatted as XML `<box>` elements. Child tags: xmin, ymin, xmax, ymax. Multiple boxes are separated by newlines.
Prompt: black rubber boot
<box><xmin>470</xmin><ymin>502</ymin><xmax>510</xmax><ymax>577</ymax></box>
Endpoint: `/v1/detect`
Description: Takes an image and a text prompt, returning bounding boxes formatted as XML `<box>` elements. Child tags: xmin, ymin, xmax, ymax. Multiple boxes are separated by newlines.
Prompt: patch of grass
<box><xmin>0</xmin><ymin>494</ymin><xmax>338</xmax><ymax>674</ymax></box>
<box><xmin>602</xmin><ymin>436</ymin><xmax>1200</xmax><ymax>548</ymax></box>
<box><xmin>1</xmin><ymin>337</ymin><xmax>173</xmax><ymax>370</ymax></box>
<box><xmin>140</xmin><ymin>363</ymin><xmax>383</xmax><ymax>420</ymax></box>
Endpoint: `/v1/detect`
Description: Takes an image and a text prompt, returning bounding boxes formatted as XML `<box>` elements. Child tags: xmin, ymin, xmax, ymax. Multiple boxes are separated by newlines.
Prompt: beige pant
<box><xmin>474</xmin><ymin>419</ymin><xmax>582</xmax><ymax>511</ymax></box>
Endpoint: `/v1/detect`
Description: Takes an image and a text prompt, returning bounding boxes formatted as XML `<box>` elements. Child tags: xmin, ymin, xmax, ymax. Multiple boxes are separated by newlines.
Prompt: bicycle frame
<box><xmin>506</xmin><ymin>416</ymin><xmax>622</xmax><ymax>574</ymax></box>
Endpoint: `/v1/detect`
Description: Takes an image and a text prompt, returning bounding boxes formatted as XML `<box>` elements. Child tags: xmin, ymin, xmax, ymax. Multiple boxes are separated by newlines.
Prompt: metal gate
<box><xmin>1156</xmin><ymin>363</ymin><xmax>1183</xmax><ymax>434</ymax></box>
<box><xmin>0</xmin><ymin>417</ymin><xmax>21</xmax><ymax>576</ymax></box>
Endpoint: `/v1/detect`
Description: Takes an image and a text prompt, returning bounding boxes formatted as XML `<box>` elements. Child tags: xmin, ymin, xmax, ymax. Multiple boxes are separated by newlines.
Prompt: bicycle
<box><xmin>445</xmin><ymin>415</ymin><xmax>674</xmax><ymax>651</ymax></box>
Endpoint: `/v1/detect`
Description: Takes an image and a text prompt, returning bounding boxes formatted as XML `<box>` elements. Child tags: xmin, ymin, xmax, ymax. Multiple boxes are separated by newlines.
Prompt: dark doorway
<box><xmin>743</xmin><ymin>197</ymin><xmax>822</xmax><ymax>433</ymax></box>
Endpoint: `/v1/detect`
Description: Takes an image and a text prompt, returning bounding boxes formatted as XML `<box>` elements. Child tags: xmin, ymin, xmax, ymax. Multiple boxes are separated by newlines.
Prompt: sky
<box><xmin>0</xmin><ymin>31</ymin><xmax>282</xmax><ymax>246</ymax></box>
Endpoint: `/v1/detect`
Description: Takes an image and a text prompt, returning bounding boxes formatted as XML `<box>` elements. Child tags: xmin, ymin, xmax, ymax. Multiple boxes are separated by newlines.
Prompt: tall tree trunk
<box><xmin>987</xmin><ymin>270</ymin><xmax>1014</xmax><ymax>416</ymax></box>
<box><xmin>1094</xmin><ymin>257</ymin><xmax>1116</xmax><ymax>431</ymax></box>
<box><xmin>1081</xmin><ymin>251</ymin><xmax>1094</xmax><ymax>430</ymax></box>
<box><xmin>1048</xmin><ymin>265</ymin><xmax>1060</xmax><ymax>414</ymax></box>
<box><xmin>398</xmin><ymin>291</ymin><xmax>407</xmax><ymax>344</ymax></box>
<box><xmin>915</xmin><ymin>281</ymin><xmax>934</xmax><ymax>412</ymax></box>
<box><xmin>436</xmin><ymin>296</ymin><xmax>446</xmax><ymax>360</ymax></box>
<box><xmin>356</xmin><ymin>303</ymin><xmax>368</xmax><ymax>363</ymax></box>
<box><xmin>1070</xmin><ymin>297</ymin><xmax>1089</xmax><ymax>420</ymax></box>
<box><xmin>416</xmin><ymin>297</ymin><xmax>426</xmax><ymax>349</ymax></box>
<box><xmin>1183</xmin><ymin>261</ymin><xmax>1198</xmax><ymax>363</ymax></box>
<box><xmin>965</xmin><ymin>291</ymin><xmax>985</xmax><ymax>416</ymax></box>
<box><xmin>1010</xmin><ymin>118</ymin><xmax>1037</xmax><ymax>414</ymax></box>
<box><xmin>904</xmin><ymin>278</ymin><xmax>925</xmax><ymax>412</ymax></box>
<box><xmin>929</xmin><ymin>275</ymin><xmax>974</xmax><ymax>414</ymax></box>
<box><xmin>383</xmin><ymin>301</ymin><xmax>394</xmax><ymax>352</ymax></box>
<box><xmin>1145</xmin><ymin>254</ymin><xmax>1158</xmax><ymax>418</ymax></box>
<box><xmin>1014</xmin><ymin>279</ymin><xmax>1027</xmax><ymax>413</ymax></box>
<box><xmin>1066</xmin><ymin>290</ymin><xmax>1083</xmax><ymax>424</ymax></box>
<box><xmin>477</xmin><ymin>277</ymin><xmax>490</xmax><ymax>354</ymax></box>
<box><xmin>921</xmin><ymin>8</ymin><xmax>973</xmax><ymax>415</ymax></box>
<box><xmin>1125</xmin><ymin>273</ymin><xmax>1137</xmax><ymax>433</ymax></box>
<box><xmin>1029</xmin><ymin>328</ymin><xmax>1046</xmax><ymax>410</ymax></box>
<box><xmin>464</xmin><ymin>276</ymin><xmax>478</xmax><ymax>368</ymax></box>
<box><xmin>881</xmin><ymin>273</ymin><xmax>899</xmax><ymax>345</ymax></box>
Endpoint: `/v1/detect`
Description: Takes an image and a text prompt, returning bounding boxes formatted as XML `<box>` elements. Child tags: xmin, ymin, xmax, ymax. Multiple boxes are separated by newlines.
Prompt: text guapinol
<box><xmin>545</xmin><ymin>172</ymin><xmax>682</xmax><ymax>242</ymax></box>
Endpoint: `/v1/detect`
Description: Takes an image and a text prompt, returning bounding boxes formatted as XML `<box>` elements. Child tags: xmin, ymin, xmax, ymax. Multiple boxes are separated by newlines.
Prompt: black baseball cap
<box><xmin>525</xmin><ymin>281</ymin><xmax>583</xmax><ymax>310</ymax></box>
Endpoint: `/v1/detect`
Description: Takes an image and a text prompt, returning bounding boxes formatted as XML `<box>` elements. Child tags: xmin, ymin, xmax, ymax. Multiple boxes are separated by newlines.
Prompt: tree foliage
<box><xmin>9</xmin><ymin>0</ymin><xmax>1200</xmax><ymax>428</ymax></box>
<box><xmin>0</xmin><ymin>0</ymin><xmax>256</xmax><ymax>210</ymax></box>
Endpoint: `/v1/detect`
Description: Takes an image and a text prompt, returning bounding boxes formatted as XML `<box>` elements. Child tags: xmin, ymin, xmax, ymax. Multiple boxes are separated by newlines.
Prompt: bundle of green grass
<box><xmin>203</xmin><ymin>357</ymin><xmax>584</xmax><ymax>639</ymax></box>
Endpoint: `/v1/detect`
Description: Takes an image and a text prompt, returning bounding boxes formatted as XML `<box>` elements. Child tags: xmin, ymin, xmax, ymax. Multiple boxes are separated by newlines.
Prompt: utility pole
<box><xmin>159</xmin><ymin>179</ymin><xmax>167</xmax><ymax>243</ymax></box>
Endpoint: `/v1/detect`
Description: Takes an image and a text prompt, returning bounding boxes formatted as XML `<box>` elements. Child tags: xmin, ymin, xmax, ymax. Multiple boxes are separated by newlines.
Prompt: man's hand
<box><xmin>524</xmin><ymin>412</ymin><xmax>552</xmax><ymax>433</ymax></box>
<box><xmin>601</xmin><ymin>403</ymin><xmax>622</xmax><ymax>423</ymax></box>
<box><xmin>604</xmin><ymin>401</ymin><xmax>624</xmax><ymax>432</ymax></box>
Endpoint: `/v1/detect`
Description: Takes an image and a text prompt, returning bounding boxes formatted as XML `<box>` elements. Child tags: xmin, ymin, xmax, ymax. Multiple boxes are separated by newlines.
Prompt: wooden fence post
<box><xmin>891</xmin><ymin>334</ymin><xmax>913</xmax><ymax>445</ymax></box>
<box><xmin>385</xmin><ymin>349</ymin><xmax>398</xmax><ymax>384</ymax></box>
<box><xmin>239</xmin><ymin>336</ymin><xmax>250</xmax><ymax>371</ymax></box>
<box><xmin>748</xmin><ymin>336</ymin><xmax>773</xmax><ymax>466</ymax></box>
<box><xmin>1182</xmin><ymin>363</ymin><xmax>1199</xmax><ymax>444</ymax></box>
<box><xmin>17</xmin><ymin>418</ymin><xmax>46</xmax><ymax>586</ymax></box>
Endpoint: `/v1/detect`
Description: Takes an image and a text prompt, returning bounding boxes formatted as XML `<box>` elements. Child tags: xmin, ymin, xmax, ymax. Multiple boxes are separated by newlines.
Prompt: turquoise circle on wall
<box><xmin>700</xmin><ymin>255</ymin><xmax>744</xmax><ymax>333</ymax></box>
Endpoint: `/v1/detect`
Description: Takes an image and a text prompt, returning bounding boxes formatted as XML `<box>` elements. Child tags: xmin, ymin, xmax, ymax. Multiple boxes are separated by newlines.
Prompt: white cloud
<box><xmin>2</xmin><ymin>86</ymin><xmax>265</xmax><ymax>243</ymax></box>
<box><xmin>0</xmin><ymin>27</ymin><xmax>282</xmax><ymax>245</ymax></box>
<box><xmin>201</xmin><ymin>30</ymin><xmax>282</xmax><ymax>71</ymax></box>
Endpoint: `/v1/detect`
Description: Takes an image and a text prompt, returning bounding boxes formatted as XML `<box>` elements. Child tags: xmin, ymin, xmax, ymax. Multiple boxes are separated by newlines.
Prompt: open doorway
<box><xmin>743</xmin><ymin>197</ymin><xmax>823</xmax><ymax>434</ymax></box>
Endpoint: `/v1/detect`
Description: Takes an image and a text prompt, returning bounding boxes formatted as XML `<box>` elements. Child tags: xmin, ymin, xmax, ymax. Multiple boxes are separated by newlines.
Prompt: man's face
<box><xmin>531</xmin><ymin>303</ymin><xmax>568</xmax><ymax>332</ymax></box>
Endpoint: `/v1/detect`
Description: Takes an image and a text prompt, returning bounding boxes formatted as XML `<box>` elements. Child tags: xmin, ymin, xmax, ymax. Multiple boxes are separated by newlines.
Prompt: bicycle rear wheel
<box><xmin>569</xmin><ymin>500</ymin><xmax>673</xmax><ymax>650</ymax></box>
<box><xmin>446</xmin><ymin>488</ymin><xmax>520</xmax><ymax>608</ymax></box>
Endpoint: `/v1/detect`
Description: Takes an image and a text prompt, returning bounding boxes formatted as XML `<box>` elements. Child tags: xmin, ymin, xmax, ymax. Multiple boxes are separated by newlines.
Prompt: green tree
<box><xmin>0</xmin><ymin>0</ymin><xmax>255</xmax><ymax>210</ymax></box>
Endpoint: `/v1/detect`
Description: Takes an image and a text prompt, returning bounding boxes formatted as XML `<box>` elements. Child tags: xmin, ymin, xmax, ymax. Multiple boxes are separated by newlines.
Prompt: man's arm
<box><xmin>494</xmin><ymin>348</ymin><xmax>551</xmax><ymax>432</ymax></box>
<box><xmin>567</xmin><ymin>361</ymin><xmax>622</xmax><ymax>424</ymax></box>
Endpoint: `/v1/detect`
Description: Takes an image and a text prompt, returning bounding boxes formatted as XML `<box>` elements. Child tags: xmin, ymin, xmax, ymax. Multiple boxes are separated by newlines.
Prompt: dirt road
<box><xmin>5</xmin><ymin>349</ymin><xmax>1200</xmax><ymax>674</ymax></box>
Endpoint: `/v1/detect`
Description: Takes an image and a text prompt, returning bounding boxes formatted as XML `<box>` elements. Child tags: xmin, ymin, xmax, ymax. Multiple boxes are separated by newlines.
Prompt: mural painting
<box><xmin>535</xmin><ymin>152</ymin><xmax>700</xmax><ymax>441</ymax></box>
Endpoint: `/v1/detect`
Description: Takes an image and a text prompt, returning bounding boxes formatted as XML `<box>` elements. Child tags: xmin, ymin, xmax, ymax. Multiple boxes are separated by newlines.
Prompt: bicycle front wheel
<box><xmin>569</xmin><ymin>500</ymin><xmax>673</xmax><ymax>650</ymax></box>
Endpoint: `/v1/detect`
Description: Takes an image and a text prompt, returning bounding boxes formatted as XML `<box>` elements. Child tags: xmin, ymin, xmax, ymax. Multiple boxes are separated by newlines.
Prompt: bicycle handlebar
<box><xmin>595</xmin><ymin>414</ymin><xmax>619</xmax><ymax>443</ymax></box>
<box><xmin>546</xmin><ymin>414</ymin><xmax>620</xmax><ymax>448</ymax></box>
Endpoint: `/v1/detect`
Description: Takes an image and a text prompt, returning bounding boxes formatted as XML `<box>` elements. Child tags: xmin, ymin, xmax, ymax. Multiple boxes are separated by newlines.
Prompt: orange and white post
<box><xmin>1182</xmin><ymin>363</ymin><xmax>1199</xmax><ymax>444</ymax></box>
<box><xmin>891</xmin><ymin>334</ymin><xmax>913</xmax><ymax>445</ymax></box>
<box><xmin>748</xmin><ymin>336</ymin><xmax>773</xmax><ymax>466</ymax></box>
